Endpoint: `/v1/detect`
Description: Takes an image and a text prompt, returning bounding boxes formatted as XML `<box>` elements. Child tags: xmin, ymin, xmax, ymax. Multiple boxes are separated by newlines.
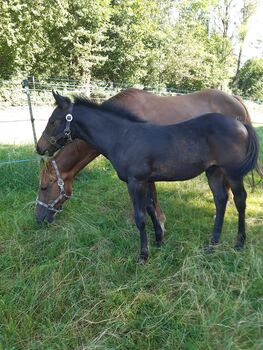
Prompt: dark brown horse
<box><xmin>36</xmin><ymin>88</ymin><xmax>253</xmax><ymax>225</ymax></box>
<box><xmin>36</xmin><ymin>93</ymin><xmax>259</xmax><ymax>262</ymax></box>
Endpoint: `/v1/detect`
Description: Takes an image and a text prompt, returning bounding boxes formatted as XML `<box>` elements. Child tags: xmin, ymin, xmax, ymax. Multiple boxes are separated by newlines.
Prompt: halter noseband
<box><xmin>42</xmin><ymin>105</ymin><xmax>74</xmax><ymax>148</ymax></box>
<box><xmin>36</xmin><ymin>159</ymin><xmax>72</xmax><ymax>213</ymax></box>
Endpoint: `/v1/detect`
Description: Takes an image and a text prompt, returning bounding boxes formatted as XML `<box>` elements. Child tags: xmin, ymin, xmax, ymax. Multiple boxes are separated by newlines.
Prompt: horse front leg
<box><xmin>127</xmin><ymin>178</ymin><xmax>148</xmax><ymax>263</ymax></box>
<box><xmin>146</xmin><ymin>182</ymin><xmax>165</xmax><ymax>247</ymax></box>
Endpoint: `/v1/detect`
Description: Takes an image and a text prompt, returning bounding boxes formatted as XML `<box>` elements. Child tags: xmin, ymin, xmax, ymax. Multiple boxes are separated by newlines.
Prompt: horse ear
<box><xmin>52</xmin><ymin>90</ymin><xmax>71</xmax><ymax>110</ymax></box>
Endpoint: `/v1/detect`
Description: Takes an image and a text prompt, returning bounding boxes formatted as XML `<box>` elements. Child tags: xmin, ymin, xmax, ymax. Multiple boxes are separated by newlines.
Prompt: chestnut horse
<box><xmin>35</xmin><ymin>88</ymin><xmax>253</xmax><ymax>226</ymax></box>
<box><xmin>36</xmin><ymin>93</ymin><xmax>259</xmax><ymax>262</ymax></box>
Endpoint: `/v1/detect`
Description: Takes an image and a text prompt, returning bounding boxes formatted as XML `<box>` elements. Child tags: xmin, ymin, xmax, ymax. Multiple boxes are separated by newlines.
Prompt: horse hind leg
<box><xmin>146</xmin><ymin>182</ymin><xmax>164</xmax><ymax>247</ymax></box>
<box><xmin>206</xmin><ymin>166</ymin><xmax>228</xmax><ymax>252</ymax></box>
<box><xmin>224</xmin><ymin>178</ymin><xmax>233</xmax><ymax>204</ymax></box>
<box><xmin>227</xmin><ymin>177</ymin><xmax>247</xmax><ymax>250</ymax></box>
<box><xmin>151</xmin><ymin>182</ymin><xmax>166</xmax><ymax>233</ymax></box>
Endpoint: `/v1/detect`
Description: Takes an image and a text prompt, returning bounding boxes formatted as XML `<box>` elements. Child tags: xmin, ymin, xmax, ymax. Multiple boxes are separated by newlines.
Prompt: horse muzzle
<box><xmin>35</xmin><ymin>203</ymin><xmax>57</xmax><ymax>224</ymax></box>
<box><xmin>36</xmin><ymin>143</ymin><xmax>58</xmax><ymax>157</ymax></box>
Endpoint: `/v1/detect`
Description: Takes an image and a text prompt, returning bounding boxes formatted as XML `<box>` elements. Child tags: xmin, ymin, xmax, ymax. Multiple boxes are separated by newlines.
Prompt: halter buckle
<box><xmin>64</xmin><ymin>129</ymin><xmax>71</xmax><ymax>136</ymax></box>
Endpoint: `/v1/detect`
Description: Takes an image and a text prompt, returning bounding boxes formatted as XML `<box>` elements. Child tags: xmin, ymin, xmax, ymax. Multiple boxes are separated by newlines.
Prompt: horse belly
<box><xmin>149</xmin><ymin>161</ymin><xmax>206</xmax><ymax>182</ymax></box>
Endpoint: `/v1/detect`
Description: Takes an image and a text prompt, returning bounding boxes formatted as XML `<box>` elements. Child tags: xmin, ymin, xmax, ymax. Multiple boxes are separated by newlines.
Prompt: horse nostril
<box><xmin>41</xmin><ymin>187</ymin><xmax>48</xmax><ymax>191</ymax></box>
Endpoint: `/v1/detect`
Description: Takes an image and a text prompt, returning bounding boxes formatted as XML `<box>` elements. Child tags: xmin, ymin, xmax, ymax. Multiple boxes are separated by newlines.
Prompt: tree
<box><xmin>0</xmin><ymin>0</ymin><xmax>47</xmax><ymax>78</ymax></box>
<box><xmin>233</xmin><ymin>0</ymin><xmax>258</xmax><ymax>87</ymax></box>
<box><xmin>0</xmin><ymin>0</ymin><xmax>112</xmax><ymax>81</ymax></box>
<box><xmin>31</xmin><ymin>0</ymin><xmax>113</xmax><ymax>81</ymax></box>
<box><xmin>159</xmin><ymin>0</ymin><xmax>231</xmax><ymax>91</ymax></box>
<box><xmin>95</xmin><ymin>0</ymin><xmax>171</xmax><ymax>85</ymax></box>
<box><xmin>236</xmin><ymin>58</ymin><xmax>263</xmax><ymax>99</ymax></box>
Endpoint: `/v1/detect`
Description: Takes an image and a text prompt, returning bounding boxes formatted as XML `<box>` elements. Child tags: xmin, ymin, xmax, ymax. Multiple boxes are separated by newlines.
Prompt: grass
<box><xmin>0</xmin><ymin>128</ymin><xmax>262</xmax><ymax>350</ymax></box>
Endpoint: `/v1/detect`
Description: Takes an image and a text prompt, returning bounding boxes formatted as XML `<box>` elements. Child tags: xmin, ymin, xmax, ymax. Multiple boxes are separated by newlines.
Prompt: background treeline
<box><xmin>0</xmin><ymin>0</ymin><xmax>262</xmax><ymax>99</ymax></box>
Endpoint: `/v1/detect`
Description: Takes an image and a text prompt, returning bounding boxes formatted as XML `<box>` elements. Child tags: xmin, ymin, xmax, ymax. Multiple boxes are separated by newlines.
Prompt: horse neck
<box><xmin>70</xmin><ymin>140</ymin><xmax>100</xmax><ymax>175</ymax></box>
<box><xmin>75</xmin><ymin>106</ymin><xmax>128</xmax><ymax>156</ymax></box>
<box><xmin>54</xmin><ymin>140</ymin><xmax>89</xmax><ymax>179</ymax></box>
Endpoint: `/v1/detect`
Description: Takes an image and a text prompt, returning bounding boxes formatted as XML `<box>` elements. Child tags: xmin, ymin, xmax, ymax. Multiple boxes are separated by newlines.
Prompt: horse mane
<box><xmin>40</xmin><ymin>158</ymin><xmax>56</xmax><ymax>181</ymax></box>
<box><xmin>73</xmin><ymin>95</ymin><xmax>146</xmax><ymax>123</ymax></box>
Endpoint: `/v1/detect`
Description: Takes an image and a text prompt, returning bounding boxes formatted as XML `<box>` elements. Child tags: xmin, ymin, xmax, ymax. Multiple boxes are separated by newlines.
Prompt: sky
<box><xmin>242</xmin><ymin>0</ymin><xmax>263</xmax><ymax>61</ymax></box>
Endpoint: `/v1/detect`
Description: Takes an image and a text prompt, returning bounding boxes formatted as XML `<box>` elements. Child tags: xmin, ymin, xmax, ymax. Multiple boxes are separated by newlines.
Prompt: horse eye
<box><xmin>50</xmin><ymin>120</ymin><xmax>55</xmax><ymax>126</ymax></box>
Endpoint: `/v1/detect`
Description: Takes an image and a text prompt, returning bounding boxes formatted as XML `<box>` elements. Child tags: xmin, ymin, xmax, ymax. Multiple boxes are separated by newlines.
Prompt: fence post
<box><xmin>22</xmin><ymin>79</ymin><xmax>37</xmax><ymax>148</ymax></box>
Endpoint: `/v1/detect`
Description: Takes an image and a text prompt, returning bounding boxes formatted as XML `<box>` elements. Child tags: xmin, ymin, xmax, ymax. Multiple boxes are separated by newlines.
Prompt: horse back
<box><xmin>104</xmin><ymin>88</ymin><xmax>250</xmax><ymax>125</ymax></box>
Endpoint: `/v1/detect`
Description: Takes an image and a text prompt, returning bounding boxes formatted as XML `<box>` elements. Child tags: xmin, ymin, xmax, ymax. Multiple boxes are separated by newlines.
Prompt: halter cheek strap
<box><xmin>36</xmin><ymin>159</ymin><xmax>72</xmax><ymax>213</ymax></box>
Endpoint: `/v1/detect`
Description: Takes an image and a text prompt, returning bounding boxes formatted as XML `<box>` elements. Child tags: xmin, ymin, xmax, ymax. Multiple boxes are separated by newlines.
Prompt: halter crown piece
<box><xmin>36</xmin><ymin>159</ymin><xmax>72</xmax><ymax>213</ymax></box>
<box><xmin>42</xmin><ymin>105</ymin><xmax>74</xmax><ymax>148</ymax></box>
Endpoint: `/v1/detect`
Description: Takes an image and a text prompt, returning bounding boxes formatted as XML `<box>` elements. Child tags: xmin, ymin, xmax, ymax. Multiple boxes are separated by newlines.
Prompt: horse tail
<box><xmin>232</xmin><ymin>95</ymin><xmax>263</xmax><ymax>180</ymax></box>
<box><xmin>226</xmin><ymin>124</ymin><xmax>259</xmax><ymax>179</ymax></box>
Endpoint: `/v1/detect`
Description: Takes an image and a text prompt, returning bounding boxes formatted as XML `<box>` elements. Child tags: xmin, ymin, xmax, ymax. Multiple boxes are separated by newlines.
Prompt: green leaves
<box><xmin>0</xmin><ymin>0</ymin><xmax>261</xmax><ymax>96</ymax></box>
<box><xmin>237</xmin><ymin>58</ymin><xmax>263</xmax><ymax>100</ymax></box>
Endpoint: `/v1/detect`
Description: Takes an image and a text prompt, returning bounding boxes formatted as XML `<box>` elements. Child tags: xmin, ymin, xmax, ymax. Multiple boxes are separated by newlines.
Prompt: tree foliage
<box><xmin>0</xmin><ymin>0</ymin><xmax>261</xmax><ymax>96</ymax></box>
<box><xmin>236</xmin><ymin>58</ymin><xmax>263</xmax><ymax>99</ymax></box>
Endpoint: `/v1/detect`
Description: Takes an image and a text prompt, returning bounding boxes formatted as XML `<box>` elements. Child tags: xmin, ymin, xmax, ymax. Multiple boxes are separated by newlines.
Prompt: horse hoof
<box><xmin>203</xmin><ymin>244</ymin><xmax>215</xmax><ymax>254</ymax></box>
<box><xmin>234</xmin><ymin>244</ymin><xmax>243</xmax><ymax>251</ymax></box>
<box><xmin>154</xmin><ymin>240</ymin><xmax>162</xmax><ymax>248</ymax></box>
<box><xmin>137</xmin><ymin>255</ymin><xmax>148</xmax><ymax>265</ymax></box>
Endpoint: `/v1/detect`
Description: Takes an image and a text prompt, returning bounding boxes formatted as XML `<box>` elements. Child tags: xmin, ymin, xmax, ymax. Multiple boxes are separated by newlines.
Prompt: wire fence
<box><xmin>0</xmin><ymin>77</ymin><xmax>262</xmax><ymax>166</ymax></box>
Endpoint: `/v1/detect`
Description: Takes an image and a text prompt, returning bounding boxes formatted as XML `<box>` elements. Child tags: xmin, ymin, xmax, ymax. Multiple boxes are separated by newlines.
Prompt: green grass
<box><xmin>0</xmin><ymin>128</ymin><xmax>262</xmax><ymax>350</ymax></box>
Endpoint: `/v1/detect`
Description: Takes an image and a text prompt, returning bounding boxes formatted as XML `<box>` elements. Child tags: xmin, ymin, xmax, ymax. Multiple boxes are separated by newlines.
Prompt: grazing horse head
<box><xmin>35</xmin><ymin>157</ymin><xmax>72</xmax><ymax>224</ymax></box>
<box><xmin>35</xmin><ymin>139</ymin><xmax>99</xmax><ymax>224</ymax></box>
<box><xmin>37</xmin><ymin>91</ymin><xmax>73</xmax><ymax>156</ymax></box>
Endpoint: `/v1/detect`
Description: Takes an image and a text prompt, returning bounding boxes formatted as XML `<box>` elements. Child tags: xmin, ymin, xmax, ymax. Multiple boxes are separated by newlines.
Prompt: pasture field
<box><xmin>0</xmin><ymin>128</ymin><xmax>262</xmax><ymax>350</ymax></box>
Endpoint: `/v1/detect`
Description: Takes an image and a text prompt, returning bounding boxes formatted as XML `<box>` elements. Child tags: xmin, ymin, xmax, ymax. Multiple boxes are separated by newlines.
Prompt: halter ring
<box><xmin>58</xmin><ymin>179</ymin><xmax>64</xmax><ymax>187</ymax></box>
<box><xmin>50</xmin><ymin>137</ymin><xmax>57</xmax><ymax>145</ymax></box>
<box><xmin>66</xmin><ymin>114</ymin><xmax>73</xmax><ymax>122</ymax></box>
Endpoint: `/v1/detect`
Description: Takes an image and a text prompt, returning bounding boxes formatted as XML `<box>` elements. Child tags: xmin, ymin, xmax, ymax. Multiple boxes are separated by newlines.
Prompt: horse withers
<box><xmin>36</xmin><ymin>93</ymin><xmax>259</xmax><ymax>262</ymax></box>
<box><xmin>35</xmin><ymin>88</ymin><xmax>254</xmax><ymax>224</ymax></box>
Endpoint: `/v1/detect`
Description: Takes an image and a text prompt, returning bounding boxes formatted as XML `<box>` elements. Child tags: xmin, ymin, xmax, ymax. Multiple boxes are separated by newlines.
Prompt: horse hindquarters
<box><xmin>222</xmin><ymin>124</ymin><xmax>259</xmax><ymax>180</ymax></box>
